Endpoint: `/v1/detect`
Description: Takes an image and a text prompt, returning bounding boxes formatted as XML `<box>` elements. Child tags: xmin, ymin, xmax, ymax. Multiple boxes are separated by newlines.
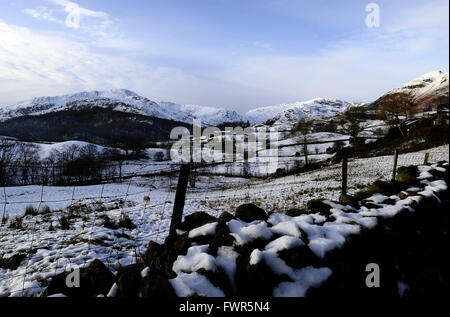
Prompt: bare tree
<box><xmin>342</xmin><ymin>106</ymin><xmax>364</xmax><ymax>140</ymax></box>
<box><xmin>0</xmin><ymin>139</ymin><xmax>20</xmax><ymax>185</ymax></box>
<box><xmin>17</xmin><ymin>143</ymin><xmax>40</xmax><ymax>185</ymax></box>
<box><xmin>314</xmin><ymin>146</ymin><xmax>320</xmax><ymax>155</ymax></box>
<box><xmin>66</xmin><ymin>144</ymin><xmax>81</xmax><ymax>162</ymax></box>
<box><xmin>81</xmin><ymin>144</ymin><xmax>99</xmax><ymax>159</ymax></box>
<box><xmin>378</xmin><ymin>91</ymin><xmax>417</xmax><ymax>136</ymax></box>
<box><xmin>293</xmin><ymin>118</ymin><xmax>313</xmax><ymax>166</ymax></box>
<box><xmin>300</xmin><ymin>140</ymin><xmax>309</xmax><ymax>166</ymax></box>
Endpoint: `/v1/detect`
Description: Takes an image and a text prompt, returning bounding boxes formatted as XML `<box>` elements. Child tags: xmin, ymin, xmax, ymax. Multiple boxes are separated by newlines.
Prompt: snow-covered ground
<box><xmin>190</xmin><ymin>145</ymin><xmax>449</xmax><ymax>214</ymax></box>
<box><xmin>0</xmin><ymin>128</ymin><xmax>371</xmax><ymax>181</ymax></box>
<box><xmin>168</xmin><ymin>161</ymin><xmax>448</xmax><ymax>297</ymax></box>
<box><xmin>37</xmin><ymin>141</ymin><xmax>108</xmax><ymax>160</ymax></box>
<box><xmin>0</xmin><ymin>144</ymin><xmax>448</xmax><ymax>296</ymax></box>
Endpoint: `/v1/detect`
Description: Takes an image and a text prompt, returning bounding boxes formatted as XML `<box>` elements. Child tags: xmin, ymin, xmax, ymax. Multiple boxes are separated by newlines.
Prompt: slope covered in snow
<box><xmin>391</xmin><ymin>70</ymin><xmax>448</xmax><ymax>97</ymax></box>
<box><xmin>0</xmin><ymin>145</ymin><xmax>447</xmax><ymax>297</ymax></box>
<box><xmin>158</xmin><ymin>101</ymin><xmax>248</xmax><ymax>126</ymax></box>
<box><xmin>246</xmin><ymin>98</ymin><xmax>355</xmax><ymax>126</ymax></box>
<box><xmin>365</xmin><ymin>70</ymin><xmax>449</xmax><ymax>111</ymax></box>
<box><xmin>1</xmin><ymin>69</ymin><xmax>446</xmax><ymax>128</ymax></box>
<box><xmin>0</xmin><ymin>89</ymin><xmax>166</xmax><ymax>121</ymax></box>
<box><xmin>0</xmin><ymin>92</ymin><xmax>363</xmax><ymax>128</ymax></box>
<box><xmin>396</xmin><ymin>70</ymin><xmax>449</xmax><ymax>110</ymax></box>
<box><xmin>0</xmin><ymin>89</ymin><xmax>247</xmax><ymax>126</ymax></box>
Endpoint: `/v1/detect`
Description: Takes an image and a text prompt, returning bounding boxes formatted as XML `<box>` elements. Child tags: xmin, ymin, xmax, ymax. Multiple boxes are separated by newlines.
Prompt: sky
<box><xmin>0</xmin><ymin>0</ymin><xmax>448</xmax><ymax>111</ymax></box>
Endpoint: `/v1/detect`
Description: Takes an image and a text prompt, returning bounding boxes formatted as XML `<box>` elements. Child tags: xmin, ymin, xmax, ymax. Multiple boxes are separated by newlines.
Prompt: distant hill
<box><xmin>0</xmin><ymin>88</ymin><xmax>247</xmax><ymax>126</ymax></box>
<box><xmin>245</xmin><ymin>98</ymin><xmax>355</xmax><ymax>125</ymax></box>
<box><xmin>0</xmin><ymin>70</ymin><xmax>447</xmax><ymax>144</ymax></box>
<box><xmin>0</xmin><ymin>107</ymin><xmax>191</xmax><ymax>145</ymax></box>
<box><xmin>0</xmin><ymin>89</ymin><xmax>246</xmax><ymax>144</ymax></box>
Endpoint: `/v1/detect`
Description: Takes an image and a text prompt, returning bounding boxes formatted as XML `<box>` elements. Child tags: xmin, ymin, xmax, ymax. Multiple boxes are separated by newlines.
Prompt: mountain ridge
<box><xmin>246</xmin><ymin>98</ymin><xmax>356</xmax><ymax>125</ymax></box>
<box><xmin>0</xmin><ymin>90</ymin><xmax>355</xmax><ymax>127</ymax></box>
<box><xmin>0</xmin><ymin>88</ymin><xmax>250</xmax><ymax>126</ymax></box>
<box><xmin>1</xmin><ymin>70</ymin><xmax>448</xmax><ymax>129</ymax></box>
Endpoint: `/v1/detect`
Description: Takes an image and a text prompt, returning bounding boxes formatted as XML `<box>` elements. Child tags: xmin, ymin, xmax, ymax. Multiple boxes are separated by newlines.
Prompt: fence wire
<box><xmin>0</xmin><ymin>145</ymin><xmax>448</xmax><ymax>296</ymax></box>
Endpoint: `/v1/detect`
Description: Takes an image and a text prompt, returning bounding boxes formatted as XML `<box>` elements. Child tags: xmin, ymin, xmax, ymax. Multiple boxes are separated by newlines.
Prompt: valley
<box><xmin>0</xmin><ymin>70</ymin><xmax>448</xmax><ymax>297</ymax></box>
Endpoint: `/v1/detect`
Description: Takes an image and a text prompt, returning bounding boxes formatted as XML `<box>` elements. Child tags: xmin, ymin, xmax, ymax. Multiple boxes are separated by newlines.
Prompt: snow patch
<box><xmin>188</xmin><ymin>222</ymin><xmax>218</xmax><ymax>239</ymax></box>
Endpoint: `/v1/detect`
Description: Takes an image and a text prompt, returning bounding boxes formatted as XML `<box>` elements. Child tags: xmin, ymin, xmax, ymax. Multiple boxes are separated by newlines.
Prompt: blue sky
<box><xmin>0</xmin><ymin>0</ymin><xmax>448</xmax><ymax>111</ymax></box>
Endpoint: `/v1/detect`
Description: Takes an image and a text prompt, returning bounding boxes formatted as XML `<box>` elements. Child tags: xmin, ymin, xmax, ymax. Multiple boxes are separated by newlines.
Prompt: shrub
<box><xmin>9</xmin><ymin>216</ymin><xmax>24</xmax><ymax>229</ymax></box>
<box><xmin>118</xmin><ymin>214</ymin><xmax>136</xmax><ymax>229</ymax></box>
<box><xmin>1</xmin><ymin>214</ymin><xmax>9</xmax><ymax>225</ymax></box>
<box><xmin>59</xmin><ymin>215</ymin><xmax>70</xmax><ymax>230</ymax></box>
<box><xmin>101</xmin><ymin>214</ymin><xmax>118</xmax><ymax>229</ymax></box>
<box><xmin>326</xmin><ymin>140</ymin><xmax>346</xmax><ymax>154</ymax></box>
<box><xmin>24</xmin><ymin>205</ymin><xmax>37</xmax><ymax>216</ymax></box>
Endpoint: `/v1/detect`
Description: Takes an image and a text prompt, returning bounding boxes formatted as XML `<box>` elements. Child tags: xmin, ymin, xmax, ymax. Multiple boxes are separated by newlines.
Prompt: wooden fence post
<box><xmin>424</xmin><ymin>153</ymin><xmax>430</xmax><ymax>165</ymax></box>
<box><xmin>341</xmin><ymin>154</ymin><xmax>348</xmax><ymax>196</ymax></box>
<box><xmin>170</xmin><ymin>164</ymin><xmax>191</xmax><ymax>230</ymax></box>
<box><xmin>392</xmin><ymin>149</ymin><xmax>399</xmax><ymax>182</ymax></box>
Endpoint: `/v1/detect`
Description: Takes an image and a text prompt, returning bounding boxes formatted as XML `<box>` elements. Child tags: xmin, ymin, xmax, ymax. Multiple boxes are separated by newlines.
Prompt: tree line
<box><xmin>0</xmin><ymin>140</ymin><xmax>125</xmax><ymax>186</ymax></box>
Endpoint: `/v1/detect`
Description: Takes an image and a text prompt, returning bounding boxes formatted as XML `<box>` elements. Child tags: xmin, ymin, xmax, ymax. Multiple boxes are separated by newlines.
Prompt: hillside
<box><xmin>364</xmin><ymin>70</ymin><xmax>449</xmax><ymax>112</ymax></box>
<box><xmin>0</xmin><ymin>107</ymin><xmax>192</xmax><ymax>144</ymax></box>
<box><xmin>158</xmin><ymin>101</ymin><xmax>248</xmax><ymax>126</ymax></box>
<box><xmin>0</xmin><ymin>89</ymin><xmax>247</xmax><ymax>126</ymax></box>
<box><xmin>246</xmin><ymin>98</ymin><xmax>354</xmax><ymax>126</ymax></box>
<box><xmin>0</xmin><ymin>70</ymin><xmax>447</xmax><ymax>145</ymax></box>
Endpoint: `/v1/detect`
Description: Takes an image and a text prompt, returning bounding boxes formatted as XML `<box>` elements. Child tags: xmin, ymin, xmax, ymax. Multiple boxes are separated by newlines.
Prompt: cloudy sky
<box><xmin>0</xmin><ymin>0</ymin><xmax>448</xmax><ymax>111</ymax></box>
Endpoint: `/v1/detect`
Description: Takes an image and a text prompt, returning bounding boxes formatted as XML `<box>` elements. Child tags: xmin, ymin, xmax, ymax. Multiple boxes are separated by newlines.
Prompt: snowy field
<box><xmin>1</xmin><ymin>125</ymin><xmax>383</xmax><ymax>182</ymax></box>
<box><xmin>189</xmin><ymin>145</ymin><xmax>449</xmax><ymax>214</ymax></box>
<box><xmin>0</xmin><ymin>144</ymin><xmax>448</xmax><ymax>296</ymax></box>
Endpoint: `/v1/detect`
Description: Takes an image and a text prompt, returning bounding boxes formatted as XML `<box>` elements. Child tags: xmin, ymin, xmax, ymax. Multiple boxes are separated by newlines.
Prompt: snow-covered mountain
<box><xmin>246</xmin><ymin>98</ymin><xmax>355</xmax><ymax>125</ymax></box>
<box><xmin>394</xmin><ymin>70</ymin><xmax>449</xmax><ymax>110</ymax></box>
<box><xmin>0</xmin><ymin>89</ymin><xmax>247</xmax><ymax>126</ymax></box>
<box><xmin>1</xmin><ymin>69</ymin><xmax>447</xmax><ymax>130</ymax></box>
<box><xmin>0</xmin><ymin>89</ymin><xmax>163</xmax><ymax>121</ymax></box>
<box><xmin>391</xmin><ymin>70</ymin><xmax>448</xmax><ymax>97</ymax></box>
<box><xmin>158</xmin><ymin>101</ymin><xmax>247</xmax><ymax>126</ymax></box>
<box><xmin>365</xmin><ymin>70</ymin><xmax>449</xmax><ymax>111</ymax></box>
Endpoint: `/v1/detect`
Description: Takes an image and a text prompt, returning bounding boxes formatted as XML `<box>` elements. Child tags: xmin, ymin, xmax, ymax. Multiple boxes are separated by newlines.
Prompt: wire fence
<box><xmin>0</xmin><ymin>144</ymin><xmax>448</xmax><ymax>296</ymax></box>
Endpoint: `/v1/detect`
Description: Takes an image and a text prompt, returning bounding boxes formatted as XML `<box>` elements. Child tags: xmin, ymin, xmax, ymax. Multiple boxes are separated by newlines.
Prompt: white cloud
<box><xmin>58</xmin><ymin>0</ymin><xmax>109</xmax><ymax>30</ymax></box>
<box><xmin>24</xmin><ymin>0</ymin><xmax>112</xmax><ymax>36</ymax></box>
<box><xmin>50</xmin><ymin>0</ymin><xmax>109</xmax><ymax>21</ymax></box>
<box><xmin>0</xmin><ymin>20</ymin><xmax>140</xmax><ymax>104</ymax></box>
<box><xmin>218</xmin><ymin>1</ymin><xmax>449</xmax><ymax>105</ymax></box>
<box><xmin>3</xmin><ymin>1</ymin><xmax>449</xmax><ymax>110</ymax></box>
<box><xmin>23</xmin><ymin>6</ymin><xmax>62</xmax><ymax>24</ymax></box>
<box><xmin>0</xmin><ymin>19</ymin><xmax>264</xmax><ymax>109</ymax></box>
